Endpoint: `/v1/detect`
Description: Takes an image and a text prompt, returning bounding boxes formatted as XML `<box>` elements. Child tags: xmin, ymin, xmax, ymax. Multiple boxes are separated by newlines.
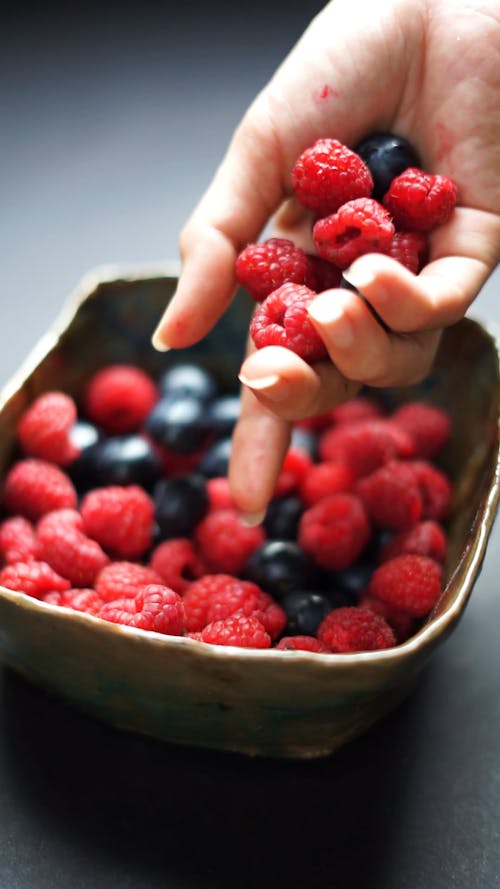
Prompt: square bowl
<box><xmin>0</xmin><ymin>264</ymin><xmax>499</xmax><ymax>759</ymax></box>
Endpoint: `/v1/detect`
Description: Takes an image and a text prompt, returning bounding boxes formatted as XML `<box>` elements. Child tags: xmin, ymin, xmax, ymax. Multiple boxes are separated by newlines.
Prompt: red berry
<box><xmin>291</xmin><ymin>138</ymin><xmax>373</xmax><ymax>217</ymax></box>
<box><xmin>317</xmin><ymin>606</ymin><xmax>396</xmax><ymax>652</ymax></box>
<box><xmin>36</xmin><ymin>508</ymin><xmax>109</xmax><ymax>587</ymax></box>
<box><xmin>17</xmin><ymin>391</ymin><xmax>79</xmax><ymax>465</ymax></box>
<box><xmin>383</xmin><ymin>167</ymin><xmax>458</xmax><ymax>232</ymax></box>
<box><xmin>392</xmin><ymin>402</ymin><xmax>451</xmax><ymax>459</ymax></box>
<box><xmin>384</xmin><ymin>231</ymin><xmax>428</xmax><ymax>273</ymax></box>
<box><xmin>81</xmin><ymin>485</ymin><xmax>155</xmax><ymax>558</ymax></box>
<box><xmin>0</xmin><ymin>516</ymin><xmax>40</xmax><ymax>564</ymax></box>
<box><xmin>304</xmin><ymin>255</ymin><xmax>342</xmax><ymax>292</ymax></box>
<box><xmin>274</xmin><ymin>447</ymin><xmax>314</xmax><ymax>498</ymax></box>
<box><xmin>380</xmin><ymin>520</ymin><xmax>447</xmax><ymax>564</ymax></box>
<box><xmin>318</xmin><ymin>419</ymin><xmax>415</xmax><ymax>478</ymax></box>
<box><xmin>84</xmin><ymin>364</ymin><xmax>158</xmax><ymax>434</ymax></box>
<box><xmin>149</xmin><ymin>538</ymin><xmax>205</xmax><ymax>595</ymax></box>
<box><xmin>95</xmin><ymin>561</ymin><xmax>162</xmax><ymax>602</ymax></box>
<box><xmin>329</xmin><ymin>396</ymin><xmax>383</xmax><ymax>426</ymax></box>
<box><xmin>182</xmin><ymin>573</ymin><xmax>243</xmax><ymax>632</ymax></box>
<box><xmin>359</xmin><ymin>594</ymin><xmax>417</xmax><ymax>644</ymax></box>
<box><xmin>313</xmin><ymin>198</ymin><xmax>395</xmax><ymax>269</ymax></box>
<box><xmin>368</xmin><ymin>554</ymin><xmax>443</xmax><ymax>617</ymax></box>
<box><xmin>206</xmin><ymin>477</ymin><xmax>236</xmax><ymax>511</ymax></box>
<box><xmin>0</xmin><ymin>559</ymin><xmax>71</xmax><ymax>598</ymax></box>
<box><xmin>355</xmin><ymin>460</ymin><xmax>423</xmax><ymax>529</ymax></box>
<box><xmin>194</xmin><ymin>508</ymin><xmax>265</xmax><ymax>576</ymax></box>
<box><xmin>299</xmin><ymin>460</ymin><xmax>354</xmax><ymax>506</ymax></box>
<box><xmin>249</xmin><ymin>282</ymin><xmax>328</xmax><ymax>363</ymax></box>
<box><xmin>99</xmin><ymin>584</ymin><xmax>185</xmax><ymax>635</ymax></box>
<box><xmin>2</xmin><ymin>458</ymin><xmax>77</xmax><ymax>520</ymax></box>
<box><xmin>410</xmin><ymin>460</ymin><xmax>452</xmax><ymax>521</ymax></box>
<box><xmin>235</xmin><ymin>238</ymin><xmax>310</xmax><ymax>302</ymax></box>
<box><xmin>43</xmin><ymin>588</ymin><xmax>103</xmax><ymax>616</ymax></box>
<box><xmin>200</xmin><ymin>614</ymin><xmax>271</xmax><ymax>648</ymax></box>
<box><xmin>275</xmin><ymin>635</ymin><xmax>331</xmax><ymax>652</ymax></box>
<box><xmin>298</xmin><ymin>492</ymin><xmax>371</xmax><ymax>571</ymax></box>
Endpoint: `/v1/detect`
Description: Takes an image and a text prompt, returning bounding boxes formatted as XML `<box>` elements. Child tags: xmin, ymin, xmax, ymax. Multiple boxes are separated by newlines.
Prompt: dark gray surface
<box><xmin>1</xmin><ymin>3</ymin><xmax>499</xmax><ymax>887</ymax></box>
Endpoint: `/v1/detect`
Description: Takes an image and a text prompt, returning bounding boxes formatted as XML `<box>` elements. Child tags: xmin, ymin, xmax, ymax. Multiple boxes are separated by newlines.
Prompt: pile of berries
<box><xmin>235</xmin><ymin>133</ymin><xmax>458</xmax><ymax>362</ymax></box>
<box><xmin>0</xmin><ymin>357</ymin><xmax>452</xmax><ymax>653</ymax></box>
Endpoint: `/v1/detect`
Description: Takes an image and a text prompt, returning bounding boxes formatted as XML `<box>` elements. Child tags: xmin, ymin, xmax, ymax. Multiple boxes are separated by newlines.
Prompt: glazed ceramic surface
<box><xmin>0</xmin><ymin>265</ymin><xmax>499</xmax><ymax>758</ymax></box>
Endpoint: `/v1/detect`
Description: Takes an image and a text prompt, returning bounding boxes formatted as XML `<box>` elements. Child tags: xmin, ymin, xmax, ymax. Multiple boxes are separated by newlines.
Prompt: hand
<box><xmin>152</xmin><ymin>0</ymin><xmax>500</xmax><ymax>522</ymax></box>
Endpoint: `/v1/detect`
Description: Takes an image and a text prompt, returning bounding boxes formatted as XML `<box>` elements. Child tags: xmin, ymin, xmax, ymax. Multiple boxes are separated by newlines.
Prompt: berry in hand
<box><xmin>250</xmin><ymin>282</ymin><xmax>328</xmax><ymax>363</ymax></box>
<box><xmin>291</xmin><ymin>138</ymin><xmax>373</xmax><ymax>216</ymax></box>
<box><xmin>313</xmin><ymin>198</ymin><xmax>394</xmax><ymax>269</ymax></box>
<box><xmin>383</xmin><ymin>167</ymin><xmax>458</xmax><ymax>232</ymax></box>
<box><xmin>354</xmin><ymin>132</ymin><xmax>421</xmax><ymax>200</ymax></box>
<box><xmin>236</xmin><ymin>238</ymin><xmax>311</xmax><ymax>302</ymax></box>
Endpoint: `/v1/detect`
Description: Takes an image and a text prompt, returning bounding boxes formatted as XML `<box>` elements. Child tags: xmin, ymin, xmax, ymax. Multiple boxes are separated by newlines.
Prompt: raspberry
<box><xmin>43</xmin><ymin>588</ymin><xmax>103</xmax><ymax>616</ymax></box>
<box><xmin>99</xmin><ymin>584</ymin><xmax>185</xmax><ymax>635</ymax></box>
<box><xmin>182</xmin><ymin>573</ymin><xmax>243</xmax><ymax>632</ymax></box>
<box><xmin>149</xmin><ymin>538</ymin><xmax>205</xmax><ymax>594</ymax></box>
<box><xmin>0</xmin><ymin>516</ymin><xmax>40</xmax><ymax>564</ymax></box>
<box><xmin>95</xmin><ymin>561</ymin><xmax>162</xmax><ymax>602</ymax></box>
<box><xmin>384</xmin><ymin>231</ymin><xmax>428</xmax><ymax>273</ymax></box>
<box><xmin>383</xmin><ymin>167</ymin><xmax>458</xmax><ymax>232</ymax></box>
<box><xmin>84</xmin><ymin>364</ymin><xmax>158</xmax><ymax>434</ymax></box>
<box><xmin>17</xmin><ymin>391</ymin><xmax>79</xmax><ymax>465</ymax></box>
<box><xmin>235</xmin><ymin>238</ymin><xmax>310</xmax><ymax>302</ymax></box>
<box><xmin>355</xmin><ymin>460</ymin><xmax>423</xmax><ymax>529</ymax></box>
<box><xmin>299</xmin><ymin>460</ymin><xmax>354</xmax><ymax>506</ymax></box>
<box><xmin>203</xmin><ymin>579</ymin><xmax>285</xmax><ymax>640</ymax></box>
<box><xmin>200</xmin><ymin>614</ymin><xmax>271</xmax><ymax>649</ymax></box>
<box><xmin>410</xmin><ymin>460</ymin><xmax>452</xmax><ymax>521</ymax></box>
<box><xmin>194</xmin><ymin>508</ymin><xmax>265</xmax><ymax>575</ymax></box>
<box><xmin>313</xmin><ymin>198</ymin><xmax>395</xmax><ymax>269</ymax></box>
<box><xmin>318</xmin><ymin>419</ymin><xmax>415</xmax><ymax>478</ymax></box>
<box><xmin>81</xmin><ymin>485</ymin><xmax>154</xmax><ymax>558</ymax></box>
<box><xmin>359</xmin><ymin>594</ymin><xmax>417</xmax><ymax>643</ymax></box>
<box><xmin>291</xmin><ymin>138</ymin><xmax>373</xmax><ymax>217</ymax></box>
<box><xmin>2</xmin><ymin>458</ymin><xmax>77</xmax><ymax>520</ymax></box>
<box><xmin>0</xmin><ymin>560</ymin><xmax>71</xmax><ymax>598</ymax></box>
<box><xmin>392</xmin><ymin>402</ymin><xmax>451</xmax><ymax>459</ymax></box>
<box><xmin>317</xmin><ymin>606</ymin><xmax>395</xmax><ymax>652</ymax></box>
<box><xmin>206</xmin><ymin>477</ymin><xmax>236</xmax><ymax>511</ymax></box>
<box><xmin>275</xmin><ymin>635</ymin><xmax>331</xmax><ymax>652</ymax></box>
<box><xmin>298</xmin><ymin>492</ymin><xmax>371</xmax><ymax>571</ymax></box>
<box><xmin>36</xmin><ymin>508</ymin><xmax>109</xmax><ymax>587</ymax></box>
<box><xmin>380</xmin><ymin>520</ymin><xmax>447</xmax><ymax>564</ymax></box>
<box><xmin>304</xmin><ymin>255</ymin><xmax>342</xmax><ymax>292</ymax></box>
<box><xmin>329</xmin><ymin>396</ymin><xmax>383</xmax><ymax>426</ymax></box>
<box><xmin>273</xmin><ymin>447</ymin><xmax>314</xmax><ymax>498</ymax></box>
<box><xmin>249</xmin><ymin>283</ymin><xmax>328</xmax><ymax>363</ymax></box>
<box><xmin>368</xmin><ymin>554</ymin><xmax>443</xmax><ymax>617</ymax></box>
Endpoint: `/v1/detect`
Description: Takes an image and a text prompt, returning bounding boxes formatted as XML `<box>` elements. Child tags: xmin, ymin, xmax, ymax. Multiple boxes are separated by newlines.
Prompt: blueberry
<box><xmin>354</xmin><ymin>132</ymin><xmax>421</xmax><ymax>200</ymax></box>
<box><xmin>281</xmin><ymin>590</ymin><xmax>334</xmax><ymax>636</ymax></box>
<box><xmin>69</xmin><ymin>434</ymin><xmax>163</xmax><ymax>492</ymax></box>
<box><xmin>243</xmin><ymin>540</ymin><xmax>322</xmax><ymax>600</ymax></box>
<box><xmin>196</xmin><ymin>436</ymin><xmax>232</xmax><ymax>478</ymax></box>
<box><xmin>290</xmin><ymin>426</ymin><xmax>318</xmax><ymax>459</ymax></box>
<box><xmin>263</xmin><ymin>495</ymin><xmax>304</xmax><ymax>540</ymax></box>
<box><xmin>154</xmin><ymin>473</ymin><xmax>208</xmax><ymax>538</ymax></box>
<box><xmin>68</xmin><ymin>421</ymin><xmax>103</xmax><ymax>490</ymax></box>
<box><xmin>158</xmin><ymin>363</ymin><xmax>218</xmax><ymax>402</ymax></box>
<box><xmin>206</xmin><ymin>394</ymin><xmax>241</xmax><ymax>438</ymax></box>
<box><xmin>145</xmin><ymin>395</ymin><xmax>211</xmax><ymax>454</ymax></box>
<box><xmin>331</xmin><ymin>558</ymin><xmax>376</xmax><ymax>599</ymax></box>
<box><xmin>70</xmin><ymin>419</ymin><xmax>102</xmax><ymax>451</ymax></box>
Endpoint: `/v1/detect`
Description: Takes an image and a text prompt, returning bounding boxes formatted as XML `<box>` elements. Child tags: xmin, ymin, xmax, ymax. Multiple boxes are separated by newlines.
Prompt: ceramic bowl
<box><xmin>0</xmin><ymin>264</ymin><xmax>499</xmax><ymax>759</ymax></box>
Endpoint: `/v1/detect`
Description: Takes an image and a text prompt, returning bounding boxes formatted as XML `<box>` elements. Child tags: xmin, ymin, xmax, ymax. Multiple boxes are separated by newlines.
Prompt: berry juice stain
<box><xmin>312</xmin><ymin>83</ymin><xmax>339</xmax><ymax>106</ymax></box>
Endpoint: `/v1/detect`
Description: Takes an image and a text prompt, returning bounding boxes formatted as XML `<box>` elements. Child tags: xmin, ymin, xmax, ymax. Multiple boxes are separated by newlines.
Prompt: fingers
<box><xmin>228</xmin><ymin>385</ymin><xmax>292</xmax><ymax>521</ymax></box>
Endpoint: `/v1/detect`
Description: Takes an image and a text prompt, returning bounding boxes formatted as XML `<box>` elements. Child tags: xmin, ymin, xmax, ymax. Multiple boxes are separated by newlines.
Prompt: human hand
<box><xmin>152</xmin><ymin>0</ymin><xmax>500</xmax><ymax>522</ymax></box>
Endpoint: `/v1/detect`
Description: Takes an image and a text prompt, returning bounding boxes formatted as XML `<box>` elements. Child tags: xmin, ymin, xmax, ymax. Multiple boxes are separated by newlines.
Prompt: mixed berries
<box><xmin>0</xmin><ymin>352</ymin><xmax>453</xmax><ymax>654</ymax></box>
<box><xmin>236</xmin><ymin>133</ymin><xmax>458</xmax><ymax>362</ymax></box>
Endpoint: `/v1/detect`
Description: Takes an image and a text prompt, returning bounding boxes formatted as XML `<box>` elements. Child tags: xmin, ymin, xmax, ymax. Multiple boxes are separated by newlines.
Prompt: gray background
<box><xmin>1</xmin><ymin>3</ymin><xmax>499</xmax><ymax>888</ymax></box>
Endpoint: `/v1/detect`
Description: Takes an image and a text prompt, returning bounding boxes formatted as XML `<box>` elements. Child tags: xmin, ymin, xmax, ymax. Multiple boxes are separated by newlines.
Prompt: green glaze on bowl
<box><xmin>0</xmin><ymin>263</ymin><xmax>499</xmax><ymax>759</ymax></box>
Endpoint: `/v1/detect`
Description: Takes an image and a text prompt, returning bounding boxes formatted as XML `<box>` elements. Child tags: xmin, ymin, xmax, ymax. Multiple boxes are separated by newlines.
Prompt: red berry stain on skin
<box><xmin>435</xmin><ymin>122</ymin><xmax>456</xmax><ymax>165</ymax></box>
<box><xmin>312</xmin><ymin>84</ymin><xmax>339</xmax><ymax>106</ymax></box>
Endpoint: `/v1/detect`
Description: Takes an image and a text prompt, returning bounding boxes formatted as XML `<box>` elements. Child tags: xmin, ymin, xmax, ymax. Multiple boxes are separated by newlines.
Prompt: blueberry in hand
<box><xmin>354</xmin><ymin>132</ymin><xmax>420</xmax><ymax>200</ymax></box>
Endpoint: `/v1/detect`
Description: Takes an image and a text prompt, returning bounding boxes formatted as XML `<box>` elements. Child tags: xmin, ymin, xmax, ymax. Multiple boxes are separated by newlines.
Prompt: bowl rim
<box><xmin>1</xmin><ymin>261</ymin><xmax>499</xmax><ymax>670</ymax></box>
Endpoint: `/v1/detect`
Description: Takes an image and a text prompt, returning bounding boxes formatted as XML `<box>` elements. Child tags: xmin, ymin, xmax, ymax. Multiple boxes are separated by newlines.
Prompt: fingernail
<box><xmin>239</xmin><ymin>510</ymin><xmax>266</xmax><ymax>527</ymax></box>
<box><xmin>151</xmin><ymin>328</ymin><xmax>171</xmax><ymax>352</ymax></box>
<box><xmin>238</xmin><ymin>372</ymin><xmax>291</xmax><ymax>403</ymax></box>
<box><xmin>307</xmin><ymin>293</ymin><xmax>354</xmax><ymax>348</ymax></box>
